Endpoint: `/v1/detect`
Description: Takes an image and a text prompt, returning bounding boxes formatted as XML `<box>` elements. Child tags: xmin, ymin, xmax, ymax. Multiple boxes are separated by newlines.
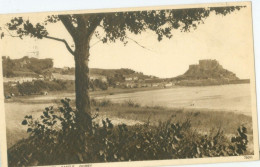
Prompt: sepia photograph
<box><xmin>0</xmin><ymin>1</ymin><xmax>259</xmax><ymax>167</ymax></box>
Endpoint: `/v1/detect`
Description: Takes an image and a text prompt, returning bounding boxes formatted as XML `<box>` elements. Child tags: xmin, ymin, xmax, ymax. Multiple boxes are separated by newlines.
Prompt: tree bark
<box><xmin>59</xmin><ymin>15</ymin><xmax>101</xmax><ymax>133</ymax></box>
<box><xmin>74</xmin><ymin>35</ymin><xmax>92</xmax><ymax>132</ymax></box>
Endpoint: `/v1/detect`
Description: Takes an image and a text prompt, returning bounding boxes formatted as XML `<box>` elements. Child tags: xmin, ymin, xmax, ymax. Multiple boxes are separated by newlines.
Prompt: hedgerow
<box><xmin>8</xmin><ymin>99</ymin><xmax>249</xmax><ymax>166</ymax></box>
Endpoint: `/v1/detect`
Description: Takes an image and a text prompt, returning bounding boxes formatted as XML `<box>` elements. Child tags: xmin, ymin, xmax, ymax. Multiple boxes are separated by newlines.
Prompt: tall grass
<box><xmin>7</xmin><ymin>99</ymin><xmax>250</xmax><ymax>167</ymax></box>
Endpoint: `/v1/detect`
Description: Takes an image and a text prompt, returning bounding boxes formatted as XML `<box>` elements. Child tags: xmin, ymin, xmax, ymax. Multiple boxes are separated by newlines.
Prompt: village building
<box><xmin>3</xmin><ymin>77</ymin><xmax>35</xmax><ymax>83</ymax></box>
<box><xmin>164</xmin><ymin>82</ymin><xmax>174</xmax><ymax>88</ymax></box>
<box><xmin>51</xmin><ymin>73</ymin><xmax>75</xmax><ymax>80</ymax></box>
<box><xmin>90</xmin><ymin>75</ymin><xmax>107</xmax><ymax>82</ymax></box>
<box><xmin>125</xmin><ymin>77</ymin><xmax>133</xmax><ymax>81</ymax></box>
<box><xmin>152</xmin><ymin>83</ymin><xmax>160</xmax><ymax>87</ymax></box>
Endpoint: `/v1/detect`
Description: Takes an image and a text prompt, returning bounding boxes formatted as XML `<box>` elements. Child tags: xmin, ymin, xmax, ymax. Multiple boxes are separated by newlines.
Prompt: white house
<box><xmin>125</xmin><ymin>77</ymin><xmax>133</xmax><ymax>81</ymax></box>
<box><xmin>90</xmin><ymin>75</ymin><xmax>107</xmax><ymax>82</ymax></box>
<box><xmin>152</xmin><ymin>83</ymin><xmax>159</xmax><ymax>87</ymax></box>
<box><xmin>133</xmin><ymin>77</ymin><xmax>139</xmax><ymax>81</ymax></box>
<box><xmin>165</xmin><ymin>82</ymin><xmax>174</xmax><ymax>87</ymax></box>
<box><xmin>52</xmin><ymin>73</ymin><xmax>75</xmax><ymax>80</ymax></box>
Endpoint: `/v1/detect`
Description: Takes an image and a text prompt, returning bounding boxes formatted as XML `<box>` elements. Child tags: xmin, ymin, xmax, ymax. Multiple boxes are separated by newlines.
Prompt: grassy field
<box><xmin>5</xmin><ymin>96</ymin><xmax>253</xmax><ymax>153</ymax></box>
<box><xmin>90</xmin><ymin>99</ymin><xmax>253</xmax><ymax>153</ymax></box>
<box><xmin>91</xmin><ymin>99</ymin><xmax>253</xmax><ymax>134</ymax></box>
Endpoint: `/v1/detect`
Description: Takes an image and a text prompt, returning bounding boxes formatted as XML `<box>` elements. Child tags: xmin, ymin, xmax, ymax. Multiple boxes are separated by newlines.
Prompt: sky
<box><xmin>0</xmin><ymin>6</ymin><xmax>254</xmax><ymax>79</ymax></box>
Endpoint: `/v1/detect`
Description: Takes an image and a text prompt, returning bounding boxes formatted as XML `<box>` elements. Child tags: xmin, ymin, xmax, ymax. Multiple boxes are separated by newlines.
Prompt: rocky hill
<box><xmin>170</xmin><ymin>59</ymin><xmax>249</xmax><ymax>86</ymax></box>
<box><xmin>174</xmin><ymin>59</ymin><xmax>239</xmax><ymax>80</ymax></box>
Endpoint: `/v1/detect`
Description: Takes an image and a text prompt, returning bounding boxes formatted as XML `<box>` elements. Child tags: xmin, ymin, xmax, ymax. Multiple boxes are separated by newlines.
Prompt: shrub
<box><xmin>8</xmin><ymin>99</ymin><xmax>249</xmax><ymax>166</ymax></box>
<box><xmin>92</xmin><ymin>79</ymin><xmax>108</xmax><ymax>90</ymax></box>
<box><xmin>14</xmin><ymin>80</ymin><xmax>75</xmax><ymax>95</ymax></box>
<box><xmin>91</xmin><ymin>98</ymin><xmax>112</xmax><ymax>107</ymax></box>
<box><xmin>123</xmin><ymin>99</ymin><xmax>140</xmax><ymax>108</ymax></box>
<box><xmin>17</xmin><ymin>82</ymin><xmax>37</xmax><ymax>95</ymax></box>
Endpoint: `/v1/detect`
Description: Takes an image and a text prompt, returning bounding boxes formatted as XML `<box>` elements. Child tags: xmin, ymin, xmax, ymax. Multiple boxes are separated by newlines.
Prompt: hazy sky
<box><xmin>0</xmin><ymin>6</ymin><xmax>254</xmax><ymax>79</ymax></box>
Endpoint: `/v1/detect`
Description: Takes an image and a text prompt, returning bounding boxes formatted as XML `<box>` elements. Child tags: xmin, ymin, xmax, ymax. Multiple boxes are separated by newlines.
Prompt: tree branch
<box><xmin>84</xmin><ymin>15</ymin><xmax>103</xmax><ymax>37</ymax></box>
<box><xmin>90</xmin><ymin>40</ymin><xmax>102</xmax><ymax>48</ymax></box>
<box><xmin>89</xmin><ymin>32</ymin><xmax>154</xmax><ymax>52</ymax></box>
<box><xmin>4</xmin><ymin>27</ymin><xmax>21</xmax><ymax>38</ymax></box>
<box><xmin>45</xmin><ymin>36</ymin><xmax>75</xmax><ymax>56</ymax></box>
<box><xmin>58</xmin><ymin>15</ymin><xmax>77</xmax><ymax>39</ymax></box>
<box><xmin>90</xmin><ymin>31</ymin><xmax>105</xmax><ymax>48</ymax></box>
<box><xmin>126</xmin><ymin>37</ymin><xmax>154</xmax><ymax>53</ymax></box>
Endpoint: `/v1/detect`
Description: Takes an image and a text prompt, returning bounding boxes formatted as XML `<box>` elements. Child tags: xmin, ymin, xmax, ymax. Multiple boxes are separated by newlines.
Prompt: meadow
<box><xmin>7</xmin><ymin>98</ymin><xmax>252</xmax><ymax>166</ymax></box>
<box><xmin>5</xmin><ymin>98</ymin><xmax>253</xmax><ymax>152</ymax></box>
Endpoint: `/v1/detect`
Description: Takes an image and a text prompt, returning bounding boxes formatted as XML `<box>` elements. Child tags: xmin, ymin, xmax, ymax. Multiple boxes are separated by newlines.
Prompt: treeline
<box><xmin>48</xmin><ymin>68</ymin><xmax>142</xmax><ymax>79</ymax></box>
<box><xmin>4</xmin><ymin>79</ymin><xmax>109</xmax><ymax>96</ymax></box>
<box><xmin>90</xmin><ymin>68</ymin><xmax>135</xmax><ymax>77</ymax></box>
<box><xmin>16</xmin><ymin>80</ymin><xmax>74</xmax><ymax>96</ymax></box>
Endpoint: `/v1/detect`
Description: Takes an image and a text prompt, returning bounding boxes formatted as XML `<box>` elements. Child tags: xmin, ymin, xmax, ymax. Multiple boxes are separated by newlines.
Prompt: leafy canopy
<box><xmin>1</xmin><ymin>6</ymin><xmax>244</xmax><ymax>55</ymax></box>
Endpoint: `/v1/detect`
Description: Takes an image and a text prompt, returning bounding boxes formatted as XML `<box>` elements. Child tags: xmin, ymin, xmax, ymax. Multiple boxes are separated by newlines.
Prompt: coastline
<box><xmin>4</xmin><ymin>82</ymin><xmax>250</xmax><ymax>103</ymax></box>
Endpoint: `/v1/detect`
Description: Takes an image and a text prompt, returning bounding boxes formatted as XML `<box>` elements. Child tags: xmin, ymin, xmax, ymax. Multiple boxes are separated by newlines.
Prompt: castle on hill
<box><xmin>175</xmin><ymin>59</ymin><xmax>239</xmax><ymax>81</ymax></box>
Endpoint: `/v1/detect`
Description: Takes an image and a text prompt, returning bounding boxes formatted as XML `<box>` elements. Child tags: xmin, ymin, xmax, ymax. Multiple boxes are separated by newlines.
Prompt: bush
<box><xmin>123</xmin><ymin>99</ymin><xmax>140</xmax><ymax>108</ymax></box>
<box><xmin>8</xmin><ymin>99</ymin><xmax>249</xmax><ymax>166</ymax></box>
<box><xmin>17</xmin><ymin>82</ymin><xmax>37</xmax><ymax>95</ymax></box>
<box><xmin>15</xmin><ymin>80</ymin><xmax>74</xmax><ymax>95</ymax></box>
<box><xmin>92</xmin><ymin>79</ymin><xmax>108</xmax><ymax>90</ymax></box>
<box><xmin>91</xmin><ymin>98</ymin><xmax>112</xmax><ymax>107</ymax></box>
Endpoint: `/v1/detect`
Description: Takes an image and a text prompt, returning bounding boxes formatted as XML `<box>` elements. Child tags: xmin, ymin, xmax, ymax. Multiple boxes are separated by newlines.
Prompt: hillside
<box><xmin>2</xmin><ymin>56</ymin><xmax>155</xmax><ymax>80</ymax></box>
<box><xmin>2</xmin><ymin>56</ymin><xmax>53</xmax><ymax>77</ymax></box>
<box><xmin>174</xmin><ymin>59</ymin><xmax>239</xmax><ymax>80</ymax></box>
<box><xmin>3</xmin><ymin>57</ymin><xmax>248</xmax><ymax>88</ymax></box>
<box><xmin>170</xmin><ymin>59</ymin><xmax>249</xmax><ymax>86</ymax></box>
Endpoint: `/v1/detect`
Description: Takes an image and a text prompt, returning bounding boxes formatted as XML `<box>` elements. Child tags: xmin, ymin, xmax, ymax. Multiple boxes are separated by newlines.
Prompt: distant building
<box><xmin>90</xmin><ymin>75</ymin><xmax>107</xmax><ymax>82</ymax></box>
<box><xmin>3</xmin><ymin>77</ymin><xmax>34</xmax><ymax>83</ymax></box>
<box><xmin>51</xmin><ymin>73</ymin><xmax>75</xmax><ymax>80</ymax></box>
<box><xmin>152</xmin><ymin>83</ymin><xmax>159</xmax><ymax>87</ymax></box>
<box><xmin>41</xmin><ymin>91</ymin><xmax>48</xmax><ymax>95</ymax></box>
<box><xmin>133</xmin><ymin>77</ymin><xmax>139</xmax><ymax>81</ymax></box>
<box><xmin>141</xmin><ymin>84</ymin><xmax>147</xmax><ymax>87</ymax></box>
<box><xmin>63</xmin><ymin>67</ymin><xmax>70</xmax><ymax>70</ymax></box>
<box><xmin>11</xmin><ymin>83</ymin><xmax>17</xmax><ymax>87</ymax></box>
<box><xmin>38</xmin><ymin>75</ymin><xmax>45</xmax><ymax>80</ymax></box>
<box><xmin>125</xmin><ymin>77</ymin><xmax>133</xmax><ymax>81</ymax></box>
<box><xmin>165</xmin><ymin>82</ymin><xmax>174</xmax><ymax>87</ymax></box>
<box><xmin>126</xmin><ymin>83</ymin><xmax>134</xmax><ymax>88</ymax></box>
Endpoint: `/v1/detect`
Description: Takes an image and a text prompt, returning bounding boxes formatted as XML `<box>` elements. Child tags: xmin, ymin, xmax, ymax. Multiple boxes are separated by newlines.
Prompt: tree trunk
<box><xmin>74</xmin><ymin>37</ymin><xmax>92</xmax><ymax>133</ymax></box>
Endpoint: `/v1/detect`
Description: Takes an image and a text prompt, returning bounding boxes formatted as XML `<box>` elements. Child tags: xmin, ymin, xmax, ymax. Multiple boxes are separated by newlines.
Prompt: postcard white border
<box><xmin>0</xmin><ymin>1</ymin><xmax>259</xmax><ymax>167</ymax></box>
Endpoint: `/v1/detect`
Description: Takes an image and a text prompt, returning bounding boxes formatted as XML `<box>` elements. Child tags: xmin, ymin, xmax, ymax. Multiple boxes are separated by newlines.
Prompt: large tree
<box><xmin>1</xmin><ymin>5</ymin><xmax>244</xmax><ymax>131</ymax></box>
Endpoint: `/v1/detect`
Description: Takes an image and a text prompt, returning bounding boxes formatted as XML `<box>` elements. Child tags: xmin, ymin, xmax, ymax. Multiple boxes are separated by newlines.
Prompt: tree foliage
<box><xmin>2</xmin><ymin>6</ymin><xmax>244</xmax><ymax>55</ymax></box>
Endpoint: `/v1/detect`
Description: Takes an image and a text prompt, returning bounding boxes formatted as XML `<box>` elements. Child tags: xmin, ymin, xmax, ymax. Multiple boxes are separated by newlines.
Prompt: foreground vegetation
<box><xmin>7</xmin><ymin>99</ymin><xmax>251</xmax><ymax>166</ymax></box>
<box><xmin>90</xmin><ymin>98</ymin><xmax>253</xmax><ymax>135</ymax></box>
